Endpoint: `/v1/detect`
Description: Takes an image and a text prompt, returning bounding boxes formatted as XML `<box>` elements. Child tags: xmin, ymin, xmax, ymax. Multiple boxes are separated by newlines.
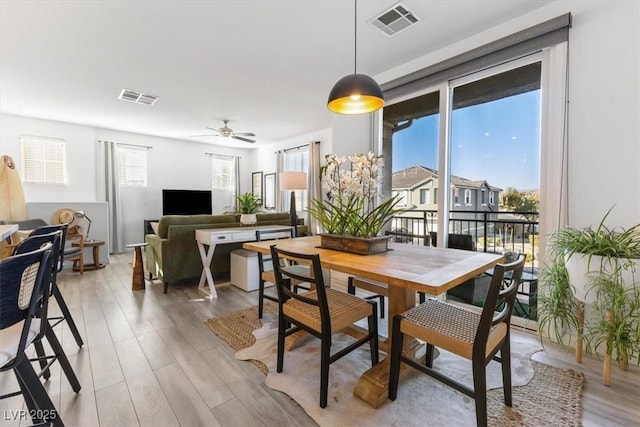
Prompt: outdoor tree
<box><xmin>503</xmin><ymin>187</ymin><xmax>539</xmax><ymax>239</ymax></box>
<box><xmin>503</xmin><ymin>187</ymin><xmax>539</xmax><ymax>219</ymax></box>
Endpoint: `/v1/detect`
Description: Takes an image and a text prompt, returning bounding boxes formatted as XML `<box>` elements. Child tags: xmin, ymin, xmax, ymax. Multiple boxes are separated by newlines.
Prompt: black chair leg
<box><xmin>347</xmin><ymin>277</ymin><xmax>356</xmax><ymax>295</ymax></box>
<box><xmin>368</xmin><ymin>303</ymin><xmax>379</xmax><ymax>366</ymax></box>
<box><xmin>276</xmin><ymin>314</ymin><xmax>286</xmax><ymax>373</ymax></box>
<box><xmin>14</xmin><ymin>355</ymin><xmax>63</xmax><ymax>427</ymax></box>
<box><xmin>46</xmin><ymin>326</ymin><xmax>81</xmax><ymax>392</ymax></box>
<box><xmin>258</xmin><ymin>280</ymin><xmax>265</xmax><ymax>319</ymax></box>
<box><xmin>53</xmin><ymin>286</ymin><xmax>83</xmax><ymax>347</ymax></box>
<box><xmin>472</xmin><ymin>357</ymin><xmax>488</xmax><ymax>427</ymax></box>
<box><xmin>425</xmin><ymin>343</ymin><xmax>435</xmax><ymax>368</ymax></box>
<box><xmin>319</xmin><ymin>337</ymin><xmax>330</xmax><ymax>408</ymax></box>
<box><xmin>501</xmin><ymin>340</ymin><xmax>513</xmax><ymax>406</ymax></box>
<box><xmin>388</xmin><ymin>315</ymin><xmax>404</xmax><ymax>401</ymax></box>
<box><xmin>419</xmin><ymin>292</ymin><xmax>426</xmax><ymax>304</ymax></box>
<box><xmin>33</xmin><ymin>339</ymin><xmax>50</xmax><ymax>380</ymax></box>
<box><xmin>348</xmin><ymin>277</ymin><xmax>385</xmax><ymax>319</ymax></box>
<box><xmin>163</xmin><ymin>281</ymin><xmax>169</xmax><ymax>294</ymax></box>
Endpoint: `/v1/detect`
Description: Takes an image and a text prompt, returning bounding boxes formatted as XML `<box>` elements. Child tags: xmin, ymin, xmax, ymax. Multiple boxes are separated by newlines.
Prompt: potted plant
<box><xmin>308</xmin><ymin>152</ymin><xmax>405</xmax><ymax>254</ymax></box>
<box><xmin>538</xmin><ymin>208</ymin><xmax>640</xmax><ymax>384</ymax></box>
<box><xmin>234</xmin><ymin>192</ymin><xmax>261</xmax><ymax>225</ymax></box>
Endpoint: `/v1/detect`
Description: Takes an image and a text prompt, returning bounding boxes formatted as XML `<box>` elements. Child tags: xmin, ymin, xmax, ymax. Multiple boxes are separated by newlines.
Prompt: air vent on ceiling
<box><xmin>370</xmin><ymin>2</ymin><xmax>420</xmax><ymax>36</ymax></box>
<box><xmin>119</xmin><ymin>89</ymin><xmax>158</xmax><ymax>106</ymax></box>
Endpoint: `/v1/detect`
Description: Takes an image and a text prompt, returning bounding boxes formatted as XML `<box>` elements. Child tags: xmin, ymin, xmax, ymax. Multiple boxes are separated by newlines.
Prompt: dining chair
<box><xmin>0</xmin><ymin>244</ymin><xmax>64</xmax><ymax>427</ymax></box>
<box><xmin>388</xmin><ymin>254</ymin><xmax>525</xmax><ymax>427</ymax></box>
<box><xmin>347</xmin><ymin>276</ymin><xmax>386</xmax><ymax>318</ymax></box>
<box><xmin>270</xmin><ymin>245</ymin><xmax>379</xmax><ymax>408</ymax></box>
<box><xmin>28</xmin><ymin>224</ymin><xmax>84</xmax><ymax>346</ymax></box>
<box><xmin>256</xmin><ymin>228</ymin><xmax>310</xmax><ymax>319</ymax></box>
<box><xmin>420</xmin><ymin>232</ymin><xmax>477</xmax><ymax>304</ymax></box>
<box><xmin>12</xmin><ymin>232</ymin><xmax>82</xmax><ymax>394</ymax></box>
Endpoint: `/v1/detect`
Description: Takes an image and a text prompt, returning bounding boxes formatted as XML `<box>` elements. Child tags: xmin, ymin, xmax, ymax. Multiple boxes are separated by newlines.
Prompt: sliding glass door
<box><xmin>383</xmin><ymin>55</ymin><xmax>543</xmax><ymax>316</ymax></box>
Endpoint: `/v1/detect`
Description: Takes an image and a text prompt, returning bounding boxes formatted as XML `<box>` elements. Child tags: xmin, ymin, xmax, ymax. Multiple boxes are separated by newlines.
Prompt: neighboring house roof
<box><xmin>392</xmin><ymin>166</ymin><xmax>437</xmax><ymax>190</ymax></box>
<box><xmin>392</xmin><ymin>165</ymin><xmax>503</xmax><ymax>191</ymax></box>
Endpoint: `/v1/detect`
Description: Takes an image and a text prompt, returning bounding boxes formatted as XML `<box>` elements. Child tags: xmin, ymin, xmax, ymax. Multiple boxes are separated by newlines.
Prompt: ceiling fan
<box><xmin>190</xmin><ymin>120</ymin><xmax>256</xmax><ymax>143</ymax></box>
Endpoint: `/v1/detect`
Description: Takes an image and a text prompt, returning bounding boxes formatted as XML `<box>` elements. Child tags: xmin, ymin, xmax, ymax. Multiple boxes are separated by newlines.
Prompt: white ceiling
<box><xmin>0</xmin><ymin>0</ymin><xmax>553</xmax><ymax>147</ymax></box>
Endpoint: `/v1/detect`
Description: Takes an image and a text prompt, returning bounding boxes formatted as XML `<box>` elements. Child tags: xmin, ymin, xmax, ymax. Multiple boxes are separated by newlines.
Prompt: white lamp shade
<box><xmin>279</xmin><ymin>172</ymin><xmax>307</xmax><ymax>191</ymax></box>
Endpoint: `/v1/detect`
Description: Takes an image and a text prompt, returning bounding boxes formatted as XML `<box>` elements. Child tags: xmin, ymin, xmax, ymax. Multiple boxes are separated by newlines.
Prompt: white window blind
<box><xmin>21</xmin><ymin>136</ymin><xmax>66</xmax><ymax>184</ymax></box>
<box><xmin>211</xmin><ymin>157</ymin><xmax>234</xmax><ymax>190</ymax></box>
<box><xmin>117</xmin><ymin>145</ymin><xmax>147</xmax><ymax>186</ymax></box>
<box><xmin>284</xmin><ymin>148</ymin><xmax>309</xmax><ymax>210</ymax></box>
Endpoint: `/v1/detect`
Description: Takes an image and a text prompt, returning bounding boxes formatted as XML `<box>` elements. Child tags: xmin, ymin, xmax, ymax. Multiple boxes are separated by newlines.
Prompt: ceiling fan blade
<box><xmin>234</xmin><ymin>132</ymin><xmax>256</xmax><ymax>137</ymax></box>
<box><xmin>189</xmin><ymin>134</ymin><xmax>217</xmax><ymax>138</ymax></box>
<box><xmin>205</xmin><ymin>127</ymin><xmax>221</xmax><ymax>133</ymax></box>
<box><xmin>232</xmin><ymin>135</ymin><xmax>255</xmax><ymax>143</ymax></box>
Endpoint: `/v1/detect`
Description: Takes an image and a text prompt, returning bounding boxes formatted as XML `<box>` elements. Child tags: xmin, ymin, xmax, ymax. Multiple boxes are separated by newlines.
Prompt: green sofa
<box><xmin>145</xmin><ymin>212</ymin><xmax>291</xmax><ymax>293</ymax></box>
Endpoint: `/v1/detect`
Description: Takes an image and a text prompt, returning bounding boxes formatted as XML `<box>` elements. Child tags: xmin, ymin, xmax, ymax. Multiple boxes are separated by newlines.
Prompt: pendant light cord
<box><xmin>354</xmin><ymin>0</ymin><xmax>357</xmax><ymax>75</ymax></box>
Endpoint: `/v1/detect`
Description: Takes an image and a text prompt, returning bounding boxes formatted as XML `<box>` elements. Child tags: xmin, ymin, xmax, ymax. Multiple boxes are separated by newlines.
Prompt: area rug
<box><xmin>206</xmin><ymin>305</ymin><xmax>584</xmax><ymax>427</ymax></box>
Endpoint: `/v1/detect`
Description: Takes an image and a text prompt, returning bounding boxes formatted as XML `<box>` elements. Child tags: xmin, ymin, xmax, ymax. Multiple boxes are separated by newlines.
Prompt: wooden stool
<box><xmin>126</xmin><ymin>243</ymin><xmax>148</xmax><ymax>290</ymax></box>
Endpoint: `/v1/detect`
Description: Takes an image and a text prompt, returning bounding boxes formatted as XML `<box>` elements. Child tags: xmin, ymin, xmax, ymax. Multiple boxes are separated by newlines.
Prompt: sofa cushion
<box><xmin>256</xmin><ymin>212</ymin><xmax>290</xmax><ymax>226</ymax></box>
<box><xmin>157</xmin><ymin>214</ymin><xmax>239</xmax><ymax>238</ymax></box>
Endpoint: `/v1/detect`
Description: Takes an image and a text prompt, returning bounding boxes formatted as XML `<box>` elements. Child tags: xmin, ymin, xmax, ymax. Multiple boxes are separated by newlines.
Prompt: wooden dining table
<box><xmin>243</xmin><ymin>235</ymin><xmax>504</xmax><ymax>408</ymax></box>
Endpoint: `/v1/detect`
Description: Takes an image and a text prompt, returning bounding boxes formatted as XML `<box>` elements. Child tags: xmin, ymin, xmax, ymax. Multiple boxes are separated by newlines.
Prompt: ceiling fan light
<box><xmin>327</xmin><ymin>73</ymin><xmax>385</xmax><ymax>114</ymax></box>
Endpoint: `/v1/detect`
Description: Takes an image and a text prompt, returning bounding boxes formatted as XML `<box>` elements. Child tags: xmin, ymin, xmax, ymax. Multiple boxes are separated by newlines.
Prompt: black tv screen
<box><xmin>162</xmin><ymin>189</ymin><xmax>212</xmax><ymax>215</ymax></box>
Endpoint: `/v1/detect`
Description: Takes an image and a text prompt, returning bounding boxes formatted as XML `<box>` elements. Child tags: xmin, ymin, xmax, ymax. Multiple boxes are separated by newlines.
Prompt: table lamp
<box><xmin>279</xmin><ymin>172</ymin><xmax>307</xmax><ymax>229</ymax></box>
<box><xmin>74</xmin><ymin>211</ymin><xmax>92</xmax><ymax>241</ymax></box>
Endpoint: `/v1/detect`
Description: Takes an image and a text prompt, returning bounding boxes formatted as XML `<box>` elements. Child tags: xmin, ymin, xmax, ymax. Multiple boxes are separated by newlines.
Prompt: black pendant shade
<box><xmin>327</xmin><ymin>73</ymin><xmax>385</xmax><ymax>115</ymax></box>
<box><xmin>327</xmin><ymin>0</ymin><xmax>384</xmax><ymax>115</ymax></box>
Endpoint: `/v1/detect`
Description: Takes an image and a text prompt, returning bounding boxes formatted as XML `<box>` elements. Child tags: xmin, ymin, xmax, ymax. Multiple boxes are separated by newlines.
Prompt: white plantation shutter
<box><xmin>117</xmin><ymin>145</ymin><xmax>147</xmax><ymax>186</ymax></box>
<box><xmin>284</xmin><ymin>148</ymin><xmax>309</xmax><ymax>210</ymax></box>
<box><xmin>21</xmin><ymin>136</ymin><xmax>66</xmax><ymax>184</ymax></box>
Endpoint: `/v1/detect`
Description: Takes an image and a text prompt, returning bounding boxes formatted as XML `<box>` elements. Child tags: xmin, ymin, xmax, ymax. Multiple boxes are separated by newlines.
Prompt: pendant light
<box><xmin>327</xmin><ymin>0</ymin><xmax>384</xmax><ymax>114</ymax></box>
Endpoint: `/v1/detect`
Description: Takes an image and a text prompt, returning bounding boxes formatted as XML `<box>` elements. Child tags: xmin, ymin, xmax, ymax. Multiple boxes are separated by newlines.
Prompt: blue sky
<box><xmin>392</xmin><ymin>90</ymin><xmax>541</xmax><ymax>191</ymax></box>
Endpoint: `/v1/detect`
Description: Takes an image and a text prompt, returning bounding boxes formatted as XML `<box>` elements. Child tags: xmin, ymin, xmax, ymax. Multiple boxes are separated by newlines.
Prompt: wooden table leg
<box><xmin>132</xmin><ymin>246</ymin><xmax>145</xmax><ymax>290</ymax></box>
<box><xmin>353</xmin><ymin>285</ymin><xmax>419</xmax><ymax>408</ymax></box>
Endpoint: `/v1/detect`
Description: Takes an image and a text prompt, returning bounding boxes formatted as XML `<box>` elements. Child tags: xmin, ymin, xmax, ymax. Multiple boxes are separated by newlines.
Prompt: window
<box><xmin>420</xmin><ymin>189</ymin><xmax>430</xmax><ymax>204</ymax></box>
<box><xmin>481</xmin><ymin>189</ymin><xmax>487</xmax><ymax>205</ymax></box>
<box><xmin>489</xmin><ymin>191</ymin><xmax>495</xmax><ymax>205</ymax></box>
<box><xmin>284</xmin><ymin>148</ymin><xmax>309</xmax><ymax>210</ymax></box>
<box><xmin>211</xmin><ymin>156</ymin><xmax>234</xmax><ymax>190</ymax></box>
<box><xmin>393</xmin><ymin>190</ymin><xmax>407</xmax><ymax>207</ymax></box>
<box><xmin>117</xmin><ymin>145</ymin><xmax>147</xmax><ymax>186</ymax></box>
<box><xmin>464</xmin><ymin>189</ymin><xmax>471</xmax><ymax>205</ymax></box>
<box><xmin>453</xmin><ymin>188</ymin><xmax>460</xmax><ymax>204</ymax></box>
<box><xmin>433</xmin><ymin>188</ymin><xmax>438</xmax><ymax>204</ymax></box>
<box><xmin>21</xmin><ymin>136</ymin><xmax>66</xmax><ymax>184</ymax></box>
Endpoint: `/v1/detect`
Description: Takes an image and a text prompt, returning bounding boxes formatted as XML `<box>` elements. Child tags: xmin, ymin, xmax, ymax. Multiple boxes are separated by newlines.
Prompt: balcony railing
<box><xmin>387</xmin><ymin>209</ymin><xmax>539</xmax><ymax>270</ymax></box>
<box><xmin>387</xmin><ymin>209</ymin><xmax>540</xmax><ymax>320</ymax></box>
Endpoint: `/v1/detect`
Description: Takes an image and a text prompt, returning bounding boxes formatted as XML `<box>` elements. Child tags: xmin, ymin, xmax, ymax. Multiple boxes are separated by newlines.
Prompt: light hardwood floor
<box><xmin>1</xmin><ymin>253</ymin><xmax>638</xmax><ymax>426</ymax></box>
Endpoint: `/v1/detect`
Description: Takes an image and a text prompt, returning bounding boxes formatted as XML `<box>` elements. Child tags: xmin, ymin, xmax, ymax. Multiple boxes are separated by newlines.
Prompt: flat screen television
<box><xmin>162</xmin><ymin>189</ymin><xmax>212</xmax><ymax>215</ymax></box>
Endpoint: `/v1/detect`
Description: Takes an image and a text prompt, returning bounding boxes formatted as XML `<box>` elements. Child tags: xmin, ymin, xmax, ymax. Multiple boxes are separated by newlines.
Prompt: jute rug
<box><xmin>205</xmin><ymin>304</ymin><xmax>584</xmax><ymax>426</ymax></box>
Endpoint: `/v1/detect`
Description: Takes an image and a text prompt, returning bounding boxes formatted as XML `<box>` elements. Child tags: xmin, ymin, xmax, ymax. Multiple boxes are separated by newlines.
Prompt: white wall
<box><xmin>248</xmin><ymin>127</ymin><xmax>332</xmax><ymax>222</ymax></box>
<box><xmin>0</xmin><ymin>114</ymin><xmax>98</xmax><ymax>202</ymax></box>
<box><xmin>337</xmin><ymin>0</ymin><xmax>640</xmax><ymax>231</ymax></box>
<box><xmin>0</xmin><ymin>114</ymin><xmax>252</xmax><ymax>246</ymax></box>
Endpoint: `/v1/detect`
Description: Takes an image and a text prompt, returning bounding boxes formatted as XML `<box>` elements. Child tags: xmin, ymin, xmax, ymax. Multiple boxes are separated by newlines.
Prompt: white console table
<box><xmin>195</xmin><ymin>225</ymin><xmax>293</xmax><ymax>297</ymax></box>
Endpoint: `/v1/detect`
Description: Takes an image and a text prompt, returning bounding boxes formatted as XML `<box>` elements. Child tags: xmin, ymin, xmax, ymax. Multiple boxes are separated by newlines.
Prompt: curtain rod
<box><xmin>205</xmin><ymin>152</ymin><xmax>239</xmax><ymax>159</ymax></box>
<box><xmin>99</xmin><ymin>141</ymin><xmax>153</xmax><ymax>149</ymax></box>
<box><xmin>279</xmin><ymin>140</ymin><xmax>320</xmax><ymax>154</ymax></box>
